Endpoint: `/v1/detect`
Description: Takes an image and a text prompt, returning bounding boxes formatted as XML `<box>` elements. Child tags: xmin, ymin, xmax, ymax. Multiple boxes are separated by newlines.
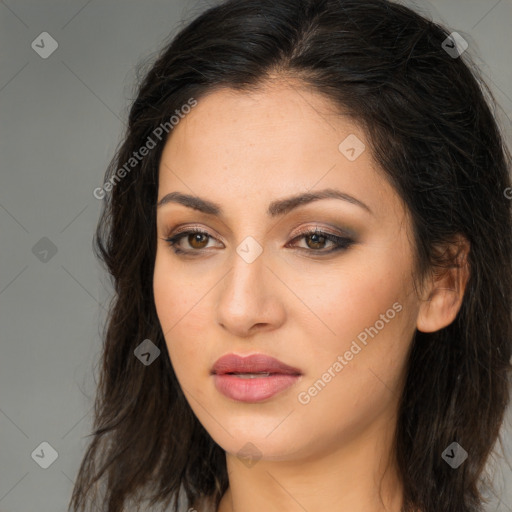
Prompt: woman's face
<box><xmin>153</xmin><ymin>82</ymin><xmax>423</xmax><ymax>462</ymax></box>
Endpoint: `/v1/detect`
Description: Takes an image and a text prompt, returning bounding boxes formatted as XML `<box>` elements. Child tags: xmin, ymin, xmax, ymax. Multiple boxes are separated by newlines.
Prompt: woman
<box><xmin>69</xmin><ymin>0</ymin><xmax>512</xmax><ymax>511</ymax></box>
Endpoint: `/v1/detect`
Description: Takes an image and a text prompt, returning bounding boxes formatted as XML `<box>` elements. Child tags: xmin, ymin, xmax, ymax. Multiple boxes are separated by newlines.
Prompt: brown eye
<box><xmin>288</xmin><ymin>228</ymin><xmax>354</xmax><ymax>254</ymax></box>
<box><xmin>304</xmin><ymin>232</ymin><xmax>329</xmax><ymax>250</ymax></box>
<box><xmin>164</xmin><ymin>228</ymin><xmax>220</xmax><ymax>255</ymax></box>
<box><xmin>187</xmin><ymin>232</ymin><xmax>210</xmax><ymax>249</ymax></box>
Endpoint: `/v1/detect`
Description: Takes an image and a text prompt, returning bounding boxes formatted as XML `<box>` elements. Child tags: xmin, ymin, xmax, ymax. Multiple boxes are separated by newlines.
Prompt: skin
<box><xmin>153</xmin><ymin>79</ymin><xmax>469</xmax><ymax>512</ymax></box>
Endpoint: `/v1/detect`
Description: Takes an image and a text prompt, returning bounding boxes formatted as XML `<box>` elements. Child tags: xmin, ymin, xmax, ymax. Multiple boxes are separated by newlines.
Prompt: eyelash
<box><xmin>162</xmin><ymin>226</ymin><xmax>354</xmax><ymax>257</ymax></box>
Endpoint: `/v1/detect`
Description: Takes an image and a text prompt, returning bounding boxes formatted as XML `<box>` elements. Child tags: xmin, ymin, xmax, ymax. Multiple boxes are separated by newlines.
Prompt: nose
<box><xmin>215</xmin><ymin>249</ymin><xmax>286</xmax><ymax>338</ymax></box>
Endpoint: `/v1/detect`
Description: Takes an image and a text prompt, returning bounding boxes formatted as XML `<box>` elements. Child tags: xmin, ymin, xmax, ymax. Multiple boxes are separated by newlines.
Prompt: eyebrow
<box><xmin>156</xmin><ymin>188</ymin><xmax>372</xmax><ymax>217</ymax></box>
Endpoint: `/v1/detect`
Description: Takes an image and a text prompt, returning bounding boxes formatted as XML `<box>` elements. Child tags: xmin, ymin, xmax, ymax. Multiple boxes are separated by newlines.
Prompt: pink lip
<box><xmin>211</xmin><ymin>353</ymin><xmax>302</xmax><ymax>375</ymax></box>
<box><xmin>211</xmin><ymin>353</ymin><xmax>302</xmax><ymax>403</ymax></box>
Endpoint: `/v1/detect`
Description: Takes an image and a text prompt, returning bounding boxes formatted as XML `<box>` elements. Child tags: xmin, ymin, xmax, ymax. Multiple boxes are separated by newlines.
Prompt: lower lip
<box><xmin>213</xmin><ymin>373</ymin><xmax>301</xmax><ymax>402</ymax></box>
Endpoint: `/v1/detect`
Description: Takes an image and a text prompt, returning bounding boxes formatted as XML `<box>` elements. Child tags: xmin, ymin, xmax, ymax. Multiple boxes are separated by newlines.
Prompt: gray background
<box><xmin>1</xmin><ymin>1</ymin><xmax>511</xmax><ymax>511</ymax></box>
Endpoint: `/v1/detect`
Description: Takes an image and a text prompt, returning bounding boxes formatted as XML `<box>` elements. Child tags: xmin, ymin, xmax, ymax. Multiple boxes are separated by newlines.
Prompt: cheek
<box><xmin>153</xmin><ymin>251</ymin><xmax>212</xmax><ymax>377</ymax></box>
<box><xmin>153</xmin><ymin>254</ymin><xmax>185</xmax><ymax>342</ymax></box>
<box><xmin>295</xmin><ymin>245</ymin><xmax>416</xmax><ymax>414</ymax></box>
<box><xmin>302</xmin><ymin>259</ymin><xmax>405</xmax><ymax>352</ymax></box>
<box><xmin>153</xmin><ymin>249</ymin><xmax>203</xmax><ymax>329</ymax></box>
<box><xmin>291</xmin><ymin>270</ymin><xmax>413</xmax><ymax>445</ymax></box>
<box><xmin>153</xmin><ymin>254</ymin><xmax>181</xmax><ymax>332</ymax></box>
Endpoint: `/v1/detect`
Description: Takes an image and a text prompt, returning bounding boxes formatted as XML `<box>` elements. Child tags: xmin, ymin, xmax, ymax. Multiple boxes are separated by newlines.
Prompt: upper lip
<box><xmin>211</xmin><ymin>353</ymin><xmax>302</xmax><ymax>375</ymax></box>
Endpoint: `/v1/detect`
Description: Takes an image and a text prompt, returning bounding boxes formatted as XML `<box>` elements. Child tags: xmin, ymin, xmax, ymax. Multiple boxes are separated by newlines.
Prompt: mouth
<box><xmin>211</xmin><ymin>353</ymin><xmax>302</xmax><ymax>402</ymax></box>
<box><xmin>223</xmin><ymin>372</ymin><xmax>274</xmax><ymax>378</ymax></box>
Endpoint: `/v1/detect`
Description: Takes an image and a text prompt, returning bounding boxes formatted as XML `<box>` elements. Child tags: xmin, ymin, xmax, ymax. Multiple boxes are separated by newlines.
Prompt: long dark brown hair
<box><xmin>68</xmin><ymin>0</ymin><xmax>512</xmax><ymax>511</ymax></box>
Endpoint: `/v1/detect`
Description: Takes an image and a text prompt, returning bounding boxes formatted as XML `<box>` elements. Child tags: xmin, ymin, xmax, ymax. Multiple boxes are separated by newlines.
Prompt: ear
<box><xmin>416</xmin><ymin>234</ymin><xmax>470</xmax><ymax>333</ymax></box>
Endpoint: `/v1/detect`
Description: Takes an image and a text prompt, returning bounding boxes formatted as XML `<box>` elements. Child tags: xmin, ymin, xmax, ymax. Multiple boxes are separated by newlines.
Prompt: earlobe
<box><xmin>416</xmin><ymin>235</ymin><xmax>470</xmax><ymax>333</ymax></box>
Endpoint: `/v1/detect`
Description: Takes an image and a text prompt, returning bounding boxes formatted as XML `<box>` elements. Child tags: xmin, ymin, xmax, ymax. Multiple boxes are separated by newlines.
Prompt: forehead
<box><xmin>157</xmin><ymin>84</ymin><xmax>404</xmax><ymax>223</ymax></box>
<box><xmin>163</xmin><ymin>82</ymin><xmax>348</xmax><ymax>158</ymax></box>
